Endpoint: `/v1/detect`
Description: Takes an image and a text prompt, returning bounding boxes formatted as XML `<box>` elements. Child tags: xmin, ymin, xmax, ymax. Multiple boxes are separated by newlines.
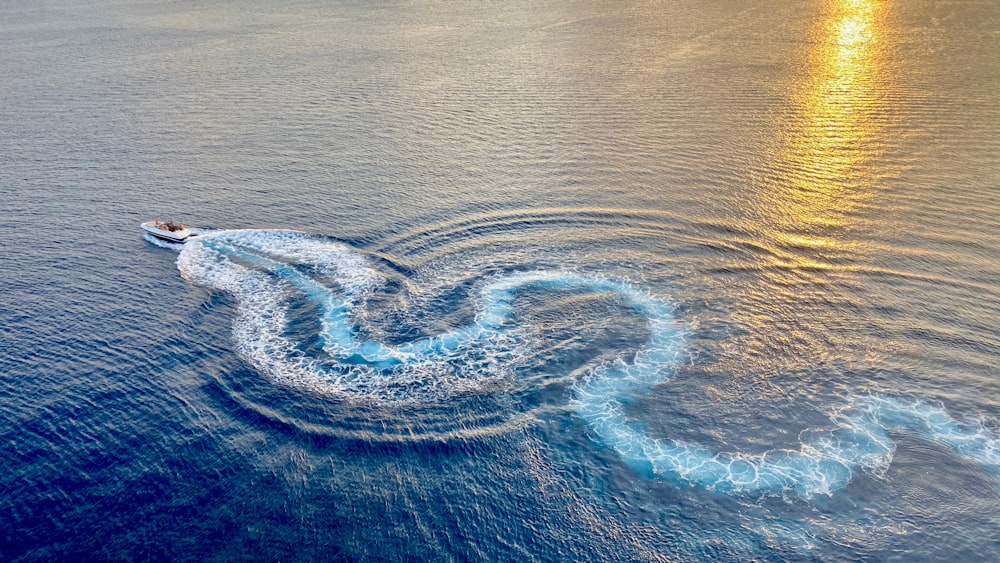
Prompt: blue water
<box><xmin>2</xmin><ymin>0</ymin><xmax>999</xmax><ymax>560</ymax></box>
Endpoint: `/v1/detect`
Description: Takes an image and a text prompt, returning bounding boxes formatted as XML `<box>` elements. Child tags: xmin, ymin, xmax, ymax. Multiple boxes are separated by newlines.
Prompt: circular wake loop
<box><xmin>176</xmin><ymin>229</ymin><xmax>1000</xmax><ymax>498</ymax></box>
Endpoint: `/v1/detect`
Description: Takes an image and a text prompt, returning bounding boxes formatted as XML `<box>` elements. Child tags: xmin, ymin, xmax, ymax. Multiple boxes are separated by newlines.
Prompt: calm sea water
<box><xmin>2</xmin><ymin>0</ymin><xmax>999</xmax><ymax>560</ymax></box>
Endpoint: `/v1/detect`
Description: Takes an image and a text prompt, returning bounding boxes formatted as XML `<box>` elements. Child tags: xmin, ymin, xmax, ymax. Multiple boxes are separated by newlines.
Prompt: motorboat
<box><xmin>141</xmin><ymin>220</ymin><xmax>194</xmax><ymax>242</ymax></box>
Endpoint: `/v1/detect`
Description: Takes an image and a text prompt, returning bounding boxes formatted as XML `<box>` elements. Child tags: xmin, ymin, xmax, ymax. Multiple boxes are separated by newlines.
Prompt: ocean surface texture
<box><xmin>2</xmin><ymin>0</ymin><xmax>999</xmax><ymax>560</ymax></box>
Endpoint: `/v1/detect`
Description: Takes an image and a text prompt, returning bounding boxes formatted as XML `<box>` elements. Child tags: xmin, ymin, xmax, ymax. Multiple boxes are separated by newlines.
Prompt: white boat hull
<box><xmin>142</xmin><ymin>221</ymin><xmax>193</xmax><ymax>242</ymax></box>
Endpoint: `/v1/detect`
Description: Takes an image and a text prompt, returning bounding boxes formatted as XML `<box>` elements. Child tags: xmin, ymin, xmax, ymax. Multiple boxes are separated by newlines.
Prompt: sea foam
<box><xmin>175</xmin><ymin>229</ymin><xmax>1000</xmax><ymax>498</ymax></box>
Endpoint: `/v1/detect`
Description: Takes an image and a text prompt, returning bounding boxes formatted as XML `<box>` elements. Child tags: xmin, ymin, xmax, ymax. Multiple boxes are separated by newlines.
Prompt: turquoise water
<box><xmin>2</xmin><ymin>0</ymin><xmax>999</xmax><ymax>560</ymax></box>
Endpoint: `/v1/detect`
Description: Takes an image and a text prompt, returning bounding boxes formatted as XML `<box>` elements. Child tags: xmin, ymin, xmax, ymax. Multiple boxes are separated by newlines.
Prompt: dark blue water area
<box><xmin>2</xmin><ymin>0</ymin><xmax>1000</xmax><ymax>560</ymax></box>
<box><xmin>2</xmin><ymin>224</ymin><xmax>997</xmax><ymax>562</ymax></box>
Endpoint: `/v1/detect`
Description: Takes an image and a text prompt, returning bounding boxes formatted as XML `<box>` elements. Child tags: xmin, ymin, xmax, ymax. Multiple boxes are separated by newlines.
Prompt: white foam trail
<box><xmin>177</xmin><ymin>230</ymin><xmax>524</xmax><ymax>403</ymax></box>
<box><xmin>176</xmin><ymin>229</ymin><xmax>1000</xmax><ymax>498</ymax></box>
<box><xmin>571</xmin><ymin>321</ymin><xmax>1000</xmax><ymax>497</ymax></box>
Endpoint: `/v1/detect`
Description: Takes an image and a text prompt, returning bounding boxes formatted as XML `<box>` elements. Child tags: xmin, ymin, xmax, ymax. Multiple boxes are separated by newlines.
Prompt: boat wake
<box><xmin>175</xmin><ymin>229</ymin><xmax>1000</xmax><ymax>498</ymax></box>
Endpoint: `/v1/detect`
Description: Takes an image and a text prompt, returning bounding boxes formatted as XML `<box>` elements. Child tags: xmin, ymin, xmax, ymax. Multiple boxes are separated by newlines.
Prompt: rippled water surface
<box><xmin>2</xmin><ymin>0</ymin><xmax>999</xmax><ymax>560</ymax></box>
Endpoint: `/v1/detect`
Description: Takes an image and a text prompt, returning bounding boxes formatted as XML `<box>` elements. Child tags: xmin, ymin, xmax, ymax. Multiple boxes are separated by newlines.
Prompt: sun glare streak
<box><xmin>764</xmin><ymin>0</ymin><xmax>891</xmax><ymax>253</ymax></box>
<box><xmin>734</xmin><ymin>0</ymin><xmax>897</xmax><ymax>387</ymax></box>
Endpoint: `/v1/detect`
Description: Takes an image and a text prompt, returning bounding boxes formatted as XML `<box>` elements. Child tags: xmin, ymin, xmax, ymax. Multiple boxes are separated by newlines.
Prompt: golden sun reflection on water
<box><xmin>763</xmin><ymin>0</ymin><xmax>892</xmax><ymax>256</ymax></box>
<box><xmin>730</xmin><ymin>0</ymin><xmax>899</xmax><ymax>390</ymax></box>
